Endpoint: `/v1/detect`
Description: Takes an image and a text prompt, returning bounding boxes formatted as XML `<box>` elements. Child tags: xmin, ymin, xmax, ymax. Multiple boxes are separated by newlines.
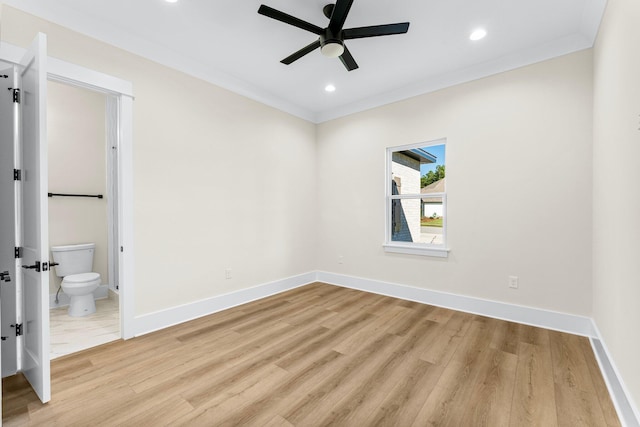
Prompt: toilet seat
<box><xmin>63</xmin><ymin>272</ymin><xmax>100</xmax><ymax>284</ymax></box>
<box><xmin>62</xmin><ymin>273</ymin><xmax>101</xmax><ymax>290</ymax></box>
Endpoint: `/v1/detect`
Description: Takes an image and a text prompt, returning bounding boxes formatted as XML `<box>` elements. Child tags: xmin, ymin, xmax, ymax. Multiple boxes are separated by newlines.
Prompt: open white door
<box><xmin>1</xmin><ymin>65</ymin><xmax>19</xmax><ymax>378</ymax></box>
<box><xmin>19</xmin><ymin>33</ymin><xmax>50</xmax><ymax>403</ymax></box>
<box><xmin>0</xmin><ymin>64</ymin><xmax>19</xmax><ymax>418</ymax></box>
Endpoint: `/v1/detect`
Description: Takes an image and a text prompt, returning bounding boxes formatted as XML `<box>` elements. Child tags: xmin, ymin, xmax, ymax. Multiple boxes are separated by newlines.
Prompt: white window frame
<box><xmin>384</xmin><ymin>138</ymin><xmax>449</xmax><ymax>257</ymax></box>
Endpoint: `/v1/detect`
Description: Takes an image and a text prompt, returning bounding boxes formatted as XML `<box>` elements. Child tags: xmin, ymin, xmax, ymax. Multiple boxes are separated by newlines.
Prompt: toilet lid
<box><xmin>64</xmin><ymin>272</ymin><xmax>100</xmax><ymax>283</ymax></box>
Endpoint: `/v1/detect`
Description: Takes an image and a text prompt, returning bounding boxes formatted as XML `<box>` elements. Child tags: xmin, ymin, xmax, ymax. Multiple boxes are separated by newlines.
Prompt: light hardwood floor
<box><xmin>2</xmin><ymin>282</ymin><xmax>620</xmax><ymax>426</ymax></box>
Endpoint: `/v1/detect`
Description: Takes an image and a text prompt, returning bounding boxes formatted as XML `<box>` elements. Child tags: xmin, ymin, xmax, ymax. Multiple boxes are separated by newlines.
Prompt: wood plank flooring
<box><xmin>2</xmin><ymin>282</ymin><xmax>620</xmax><ymax>426</ymax></box>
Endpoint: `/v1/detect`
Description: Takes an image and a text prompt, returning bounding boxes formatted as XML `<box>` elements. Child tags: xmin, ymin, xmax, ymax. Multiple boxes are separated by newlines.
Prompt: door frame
<box><xmin>0</xmin><ymin>41</ymin><xmax>135</xmax><ymax>339</ymax></box>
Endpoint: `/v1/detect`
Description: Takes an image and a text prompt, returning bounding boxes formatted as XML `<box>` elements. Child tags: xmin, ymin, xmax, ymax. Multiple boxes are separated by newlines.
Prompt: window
<box><xmin>384</xmin><ymin>139</ymin><xmax>448</xmax><ymax>257</ymax></box>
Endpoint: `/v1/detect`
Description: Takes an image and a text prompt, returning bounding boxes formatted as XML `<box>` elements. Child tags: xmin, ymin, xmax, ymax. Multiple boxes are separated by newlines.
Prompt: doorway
<box><xmin>46</xmin><ymin>57</ymin><xmax>136</xmax><ymax>342</ymax></box>
<box><xmin>1</xmin><ymin>34</ymin><xmax>135</xmax><ymax>404</ymax></box>
<box><xmin>46</xmin><ymin>81</ymin><xmax>121</xmax><ymax>358</ymax></box>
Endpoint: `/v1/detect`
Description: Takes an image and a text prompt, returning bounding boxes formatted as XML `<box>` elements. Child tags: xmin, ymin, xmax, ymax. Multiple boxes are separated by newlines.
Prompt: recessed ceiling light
<box><xmin>325</xmin><ymin>84</ymin><xmax>336</xmax><ymax>93</ymax></box>
<box><xmin>165</xmin><ymin>0</ymin><xmax>178</xmax><ymax>3</ymax></box>
<box><xmin>469</xmin><ymin>28</ymin><xmax>487</xmax><ymax>41</ymax></box>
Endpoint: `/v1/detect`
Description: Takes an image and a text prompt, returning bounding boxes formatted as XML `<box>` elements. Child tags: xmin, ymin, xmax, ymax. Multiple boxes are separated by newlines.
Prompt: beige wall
<box><xmin>317</xmin><ymin>50</ymin><xmax>594</xmax><ymax>316</ymax></box>
<box><xmin>47</xmin><ymin>81</ymin><xmax>109</xmax><ymax>294</ymax></box>
<box><xmin>593</xmin><ymin>0</ymin><xmax>640</xmax><ymax>412</ymax></box>
<box><xmin>0</xmin><ymin>5</ymin><xmax>318</xmax><ymax>315</ymax></box>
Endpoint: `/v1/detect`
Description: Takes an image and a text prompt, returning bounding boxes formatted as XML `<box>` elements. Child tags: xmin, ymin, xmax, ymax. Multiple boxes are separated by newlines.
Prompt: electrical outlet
<box><xmin>508</xmin><ymin>276</ymin><xmax>519</xmax><ymax>289</ymax></box>
<box><xmin>225</xmin><ymin>268</ymin><xmax>232</xmax><ymax>279</ymax></box>
<box><xmin>338</xmin><ymin>255</ymin><xmax>344</xmax><ymax>264</ymax></box>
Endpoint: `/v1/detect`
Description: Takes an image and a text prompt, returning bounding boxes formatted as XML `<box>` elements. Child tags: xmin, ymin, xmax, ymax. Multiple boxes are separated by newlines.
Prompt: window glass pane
<box><xmin>390</xmin><ymin>196</ymin><xmax>444</xmax><ymax>244</ymax></box>
<box><xmin>391</xmin><ymin>144</ymin><xmax>445</xmax><ymax>196</ymax></box>
<box><xmin>388</xmin><ymin>141</ymin><xmax>446</xmax><ymax>248</ymax></box>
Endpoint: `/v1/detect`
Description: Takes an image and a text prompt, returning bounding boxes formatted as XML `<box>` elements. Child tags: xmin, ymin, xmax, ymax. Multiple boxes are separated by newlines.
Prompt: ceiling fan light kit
<box><xmin>321</xmin><ymin>42</ymin><xmax>344</xmax><ymax>58</ymax></box>
<box><xmin>320</xmin><ymin>34</ymin><xmax>344</xmax><ymax>58</ymax></box>
<box><xmin>258</xmin><ymin>0</ymin><xmax>410</xmax><ymax>71</ymax></box>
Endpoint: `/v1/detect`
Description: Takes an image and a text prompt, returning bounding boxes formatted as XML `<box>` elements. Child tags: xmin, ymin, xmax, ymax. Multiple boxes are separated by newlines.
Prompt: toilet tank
<box><xmin>50</xmin><ymin>243</ymin><xmax>95</xmax><ymax>277</ymax></box>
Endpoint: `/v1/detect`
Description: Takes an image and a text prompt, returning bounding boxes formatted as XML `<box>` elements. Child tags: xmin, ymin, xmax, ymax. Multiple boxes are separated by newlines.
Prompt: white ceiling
<box><xmin>2</xmin><ymin>0</ymin><xmax>606</xmax><ymax>122</ymax></box>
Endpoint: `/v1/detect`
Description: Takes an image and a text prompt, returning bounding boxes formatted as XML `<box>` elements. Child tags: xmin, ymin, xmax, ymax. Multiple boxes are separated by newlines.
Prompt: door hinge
<box><xmin>13</xmin><ymin>169</ymin><xmax>21</xmax><ymax>181</ymax></box>
<box><xmin>14</xmin><ymin>247</ymin><xmax>23</xmax><ymax>259</ymax></box>
<box><xmin>12</xmin><ymin>88</ymin><xmax>20</xmax><ymax>103</ymax></box>
<box><xmin>11</xmin><ymin>323</ymin><xmax>22</xmax><ymax>337</ymax></box>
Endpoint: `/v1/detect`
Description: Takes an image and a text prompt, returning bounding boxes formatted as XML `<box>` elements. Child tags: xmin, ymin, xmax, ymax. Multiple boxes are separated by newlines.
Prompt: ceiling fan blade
<box><xmin>343</xmin><ymin>22</ymin><xmax>410</xmax><ymax>39</ymax></box>
<box><xmin>328</xmin><ymin>0</ymin><xmax>354</xmax><ymax>34</ymax></box>
<box><xmin>258</xmin><ymin>5</ymin><xmax>323</xmax><ymax>35</ymax></box>
<box><xmin>281</xmin><ymin>40</ymin><xmax>321</xmax><ymax>64</ymax></box>
<box><xmin>339</xmin><ymin>46</ymin><xmax>359</xmax><ymax>71</ymax></box>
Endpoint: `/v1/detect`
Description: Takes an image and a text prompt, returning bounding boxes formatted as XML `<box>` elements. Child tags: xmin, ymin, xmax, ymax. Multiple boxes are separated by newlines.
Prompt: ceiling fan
<box><xmin>258</xmin><ymin>0</ymin><xmax>410</xmax><ymax>71</ymax></box>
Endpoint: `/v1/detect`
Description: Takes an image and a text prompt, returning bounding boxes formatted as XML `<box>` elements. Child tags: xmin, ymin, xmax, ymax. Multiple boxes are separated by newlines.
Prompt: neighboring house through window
<box><xmin>385</xmin><ymin>139</ymin><xmax>448</xmax><ymax>257</ymax></box>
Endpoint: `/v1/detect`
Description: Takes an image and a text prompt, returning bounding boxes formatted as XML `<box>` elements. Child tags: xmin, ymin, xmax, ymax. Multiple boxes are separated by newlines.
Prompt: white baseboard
<box><xmin>133</xmin><ymin>272</ymin><xmax>317</xmax><ymax>336</ymax></box>
<box><xmin>134</xmin><ymin>270</ymin><xmax>594</xmax><ymax>338</ymax></box>
<box><xmin>590</xmin><ymin>322</ymin><xmax>640</xmax><ymax>427</ymax></box>
<box><xmin>316</xmin><ymin>271</ymin><xmax>595</xmax><ymax>337</ymax></box>
<box><xmin>49</xmin><ymin>284</ymin><xmax>110</xmax><ymax>309</ymax></box>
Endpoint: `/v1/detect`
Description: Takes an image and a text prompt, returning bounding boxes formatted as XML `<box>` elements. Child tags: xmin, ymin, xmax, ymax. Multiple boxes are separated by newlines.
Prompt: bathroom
<box><xmin>47</xmin><ymin>80</ymin><xmax>120</xmax><ymax>358</ymax></box>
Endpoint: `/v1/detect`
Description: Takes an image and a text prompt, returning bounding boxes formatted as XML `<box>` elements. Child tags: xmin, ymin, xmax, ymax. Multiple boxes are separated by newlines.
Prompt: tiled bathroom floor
<box><xmin>50</xmin><ymin>296</ymin><xmax>120</xmax><ymax>359</ymax></box>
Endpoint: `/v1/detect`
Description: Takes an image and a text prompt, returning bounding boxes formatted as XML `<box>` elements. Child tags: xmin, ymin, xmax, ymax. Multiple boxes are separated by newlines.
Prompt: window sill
<box><xmin>383</xmin><ymin>244</ymin><xmax>450</xmax><ymax>258</ymax></box>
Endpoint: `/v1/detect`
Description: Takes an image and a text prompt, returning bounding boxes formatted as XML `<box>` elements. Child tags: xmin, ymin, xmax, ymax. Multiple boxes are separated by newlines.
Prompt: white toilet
<box><xmin>51</xmin><ymin>243</ymin><xmax>101</xmax><ymax>317</ymax></box>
